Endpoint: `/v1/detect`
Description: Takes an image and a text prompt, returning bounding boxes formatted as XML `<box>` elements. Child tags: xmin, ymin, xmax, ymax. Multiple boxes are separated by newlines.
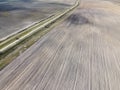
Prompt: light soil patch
<box><xmin>80</xmin><ymin>0</ymin><xmax>120</xmax><ymax>15</ymax></box>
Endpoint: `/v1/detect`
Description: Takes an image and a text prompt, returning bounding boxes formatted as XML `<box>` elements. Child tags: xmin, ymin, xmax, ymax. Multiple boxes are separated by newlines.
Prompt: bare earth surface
<box><xmin>0</xmin><ymin>0</ymin><xmax>120</xmax><ymax>90</ymax></box>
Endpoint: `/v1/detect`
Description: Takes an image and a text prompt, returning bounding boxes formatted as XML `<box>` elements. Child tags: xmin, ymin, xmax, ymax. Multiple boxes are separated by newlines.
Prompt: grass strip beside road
<box><xmin>0</xmin><ymin>12</ymin><xmax>71</xmax><ymax>70</ymax></box>
<box><xmin>0</xmin><ymin>1</ymin><xmax>79</xmax><ymax>70</ymax></box>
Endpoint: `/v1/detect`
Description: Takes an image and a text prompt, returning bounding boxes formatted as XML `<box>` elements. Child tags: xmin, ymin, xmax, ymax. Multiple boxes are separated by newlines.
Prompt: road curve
<box><xmin>0</xmin><ymin>0</ymin><xmax>120</xmax><ymax>90</ymax></box>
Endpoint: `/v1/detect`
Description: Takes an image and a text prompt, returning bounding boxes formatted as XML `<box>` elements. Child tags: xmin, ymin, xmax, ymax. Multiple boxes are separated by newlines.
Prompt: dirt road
<box><xmin>0</xmin><ymin>0</ymin><xmax>120</xmax><ymax>90</ymax></box>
